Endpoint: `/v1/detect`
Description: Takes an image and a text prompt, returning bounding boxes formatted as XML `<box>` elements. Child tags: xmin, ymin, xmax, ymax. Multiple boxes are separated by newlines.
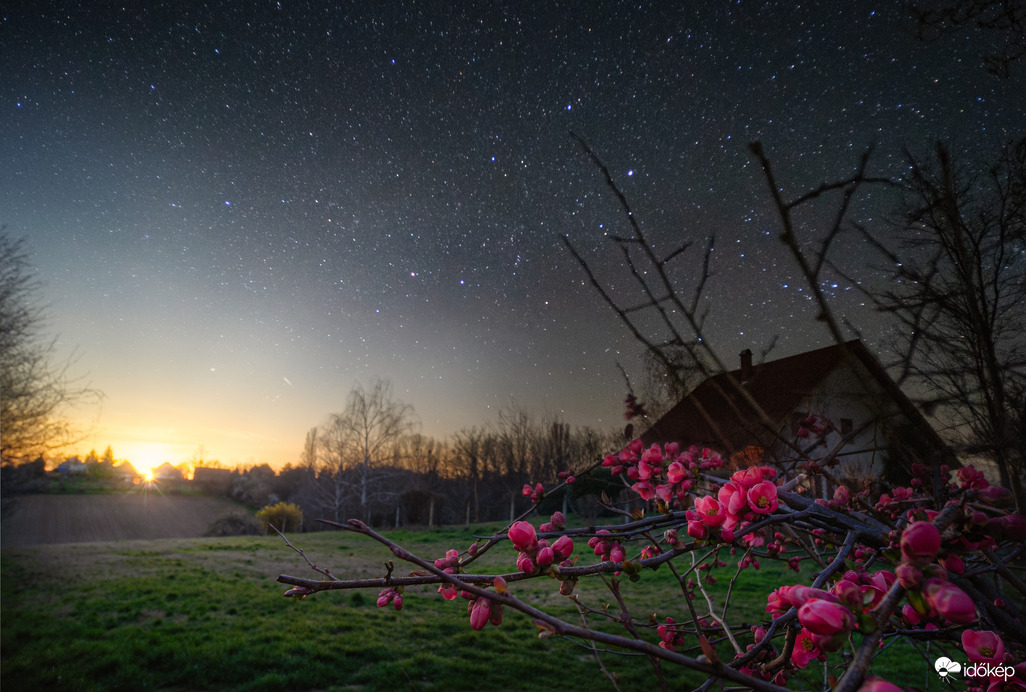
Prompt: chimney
<box><xmin>739</xmin><ymin>349</ymin><xmax>753</xmax><ymax>381</ymax></box>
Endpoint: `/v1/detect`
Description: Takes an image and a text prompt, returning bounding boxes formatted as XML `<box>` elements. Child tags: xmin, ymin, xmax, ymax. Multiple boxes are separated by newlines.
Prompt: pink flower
<box><xmin>469</xmin><ymin>597</ymin><xmax>492</xmax><ymax>630</ymax></box>
<box><xmin>939</xmin><ymin>553</ymin><xmax>965</xmax><ymax>575</ymax></box>
<box><xmin>632</xmin><ymin>480</ymin><xmax>656</xmax><ymax>501</ymax></box>
<box><xmin>438</xmin><ymin>583</ymin><xmax>458</xmax><ymax>600</ymax></box>
<box><xmin>798</xmin><ymin>599</ymin><xmax>854</xmax><ymax>636</ymax></box>
<box><xmin>609</xmin><ymin>542</ymin><xmax>625</xmax><ymax>564</ymax></box>
<box><xmin>830</xmin><ymin>578</ymin><xmax>863</xmax><ymax>611</ymax></box>
<box><xmin>791</xmin><ymin>628</ymin><xmax>821</xmax><ymax>669</ymax></box>
<box><xmin>717</xmin><ymin>481</ymin><xmax>748</xmax><ymax>516</ymax></box>
<box><xmin>535</xmin><ymin>545</ymin><xmax>555</xmax><ymax>567</ymax></box>
<box><xmin>962</xmin><ymin>629</ymin><xmax>1005</xmax><ymax>665</ymax></box>
<box><xmin>732</xmin><ymin>465</ymin><xmax>772</xmax><ymax>489</ymax></box>
<box><xmin>551</xmin><ymin>535</ymin><xmax>574</xmax><ymax>561</ymax></box>
<box><xmin>978</xmin><ymin>486</ymin><xmax>1013</xmax><ymax>506</ymax></box>
<box><xmin>657</xmin><ymin>617</ymin><xmax>685</xmax><ymax>651</ymax></box>
<box><xmin>548</xmin><ymin>511</ymin><xmax>566</xmax><ymax>529</ymax></box>
<box><xmin>988</xmin><ymin>514</ymin><xmax>1026</xmax><ymax>542</ymax></box>
<box><xmin>655</xmin><ymin>483</ymin><xmax>674</xmax><ymax>504</ymax></box>
<box><xmin>895</xmin><ymin>563</ymin><xmax>923</xmax><ymax>589</ymax></box>
<box><xmin>687</xmin><ymin>518</ymin><xmax>708</xmax><ymax>540</ymax></box>
<box><xmin>747</xmin><ymin>481</ymin><xmax>778</xmax><ymax>514</ymax></box>
<box><xmin>508</xmin><ymin>521</ymin><xmax>537</xmax><ymax>552</ymax></box>
<box><xmin>666</xmin><ymin>460</ymin><xmax>687</xmax><ymax>484</ymax></box>
<box><xmin>694</xmin><ymin>495</ymin><xmax>727</xmax><ymax>527</ymax></box>
<box><xmin>900</xmin><ymin>521</ymin><xmax>941</xmax><ymax>564</ymax></box>
<box><xmin>832</xmin><ymin>485</ymin><xmax>851</xmax><ymax>506</ymax></box>
<box><xmin>923</xmin><ymin>578</ymin><xmax>977</xmax><ymax>624</ymax></box>
<box><xmin>516</xmin><ymin>552</ymin><xmax>537</xmax><ymax>575</ymax></box>
<box><xmin>766</xmin><ymin>586</ymin><xmax>792</xmax><ymax>616</ymax></box>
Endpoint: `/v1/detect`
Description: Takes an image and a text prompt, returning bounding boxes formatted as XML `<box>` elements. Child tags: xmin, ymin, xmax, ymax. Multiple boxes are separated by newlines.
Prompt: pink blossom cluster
<box><xmin>522</xmin><ymin>482</ymin><xmax>545</xmax><ymax>504</ymax></box>
<box><xmin>765</xmin><ymin>582</ymin><xmax>859</xmax><ymax>668</ymax></box>
<box><xmin>376</xmin><ymin>586</ymin><xmax>403</xmax><ymax>610</ymax></box>
<box><xmin>587</xmin><ymin>529</ymin><xmax>626</xmax><ymax>564</ymax></box>
<box><xmin>657</xmin><ymin>617</ymin><xmax>685</xmax><ymax>651</ymax></box>
<box><xmin>685</xmin><ymin>465</ymin><xmax>779</xmax><ymax>544</ymax></box>
<box><xmin>890</xmin><ymin>518</ymin><xmax>978</xmax><ymax>625</ymax></box>
<box><xmin>434</xmin><ymin>548</ymin><xmax>462</xmax><ymax>601</ymax></box>
<box><xmin>508</xmin><ymin>514</ymin><xmax>574</xmax><ymax>575</ymax></box>
<box><xmin>602</xmin><ymin>440</ymin><xmax>723</xmax><ymax>509</ymax></box>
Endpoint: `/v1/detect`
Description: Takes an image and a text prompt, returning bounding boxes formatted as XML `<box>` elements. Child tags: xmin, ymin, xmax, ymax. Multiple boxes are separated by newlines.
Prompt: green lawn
<box><xmin>1</xmin><ymin>523</ymin><xmax>963</xmax><ymax>691</ymax></box>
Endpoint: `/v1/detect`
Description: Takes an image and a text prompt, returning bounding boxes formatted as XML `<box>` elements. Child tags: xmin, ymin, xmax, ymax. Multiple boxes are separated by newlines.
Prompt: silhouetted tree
<box><xmin>0</xmin><ymin>230</ymin><xmax>100</xmax><ymax>464</ymax></box>
<box><xmin>868</xmin><ymin>140</ymin><xmax>1026</xmax><ymax>509</ymax></box>
<box><xmin>451</xmin><ymin>426</ymin><xmax>486</xmax><ymax>524</ymax></box>
<box><xmin>314</xmin><ymin>378</ymin><xmax>415</xmax><ymax>524</ymax></box>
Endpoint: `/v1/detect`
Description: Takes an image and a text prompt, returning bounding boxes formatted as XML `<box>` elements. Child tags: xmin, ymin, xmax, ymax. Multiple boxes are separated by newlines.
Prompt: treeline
<box><xmin>210</xmin><ymin>401</ymin><xmax>626</xmax><ymax>531</ymax></box>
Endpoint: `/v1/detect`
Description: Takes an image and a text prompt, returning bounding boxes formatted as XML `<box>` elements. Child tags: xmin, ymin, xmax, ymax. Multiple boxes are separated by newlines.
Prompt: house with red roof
<box><xmin>640</xmin><ymin>340</ymin><xmax>948</xmax><ymax>494</ymax></box>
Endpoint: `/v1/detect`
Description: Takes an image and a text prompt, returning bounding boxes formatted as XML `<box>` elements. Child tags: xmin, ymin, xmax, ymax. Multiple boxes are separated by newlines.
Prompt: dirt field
<box><xmin>0</xmin><ymin>493</ymin><xmax>247</xmax><ymax>548</ymax></box>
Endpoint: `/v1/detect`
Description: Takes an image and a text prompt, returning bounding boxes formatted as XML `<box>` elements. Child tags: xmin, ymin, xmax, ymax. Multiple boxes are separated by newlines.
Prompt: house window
<box><xmin>840</xmin><ymin>418</ymin><xmax>853</xmax><ymax>435</ymax></box>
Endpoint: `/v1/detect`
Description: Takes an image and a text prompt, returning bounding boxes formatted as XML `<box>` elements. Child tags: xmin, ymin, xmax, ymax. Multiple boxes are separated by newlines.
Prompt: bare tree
<box><xmin>451</xmin><ymin>426</ymin><xmax>485</xmax><ymax>524</ymax></box>
<box><xmin>0</xmin><ymin>229</ymin><xmax>100</xmax><ymax>465</ymax></box>
<box><xmin>399</xmin><ymin>433</ymin><xmax>446</xmax><ymax>526</ymax></box>
<box><xmin>866</xmin><ymin>140</ymin><xmax>1026</xmax><ymax>509</ymax></box>
<box><xmin>495</xmin><ymin>403</ymin><xmax>538</xmax><ymax>521</ymax></box>
<box><xmin>315</xmin><ymin>378</ymin><xmax>415</xmax><ymax>524</ymax></box>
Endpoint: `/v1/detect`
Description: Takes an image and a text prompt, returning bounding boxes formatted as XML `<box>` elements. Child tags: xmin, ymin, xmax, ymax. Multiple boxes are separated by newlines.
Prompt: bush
<box><xmin>256</xmin><ymin>501</ymin><xmax>304</xmax><ymax>534</ymax></box>
<box><xmin>204</xmin><ymin>509</ymin><xmax>262</xmax><ymax>537</ymax></box>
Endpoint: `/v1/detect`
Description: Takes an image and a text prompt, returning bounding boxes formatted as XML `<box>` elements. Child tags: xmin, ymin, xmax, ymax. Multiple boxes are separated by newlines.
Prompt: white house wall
<box><xmin>768</xmin><ymin>360</ymin><xmax>909</xmax><ymax>492</ymax></box>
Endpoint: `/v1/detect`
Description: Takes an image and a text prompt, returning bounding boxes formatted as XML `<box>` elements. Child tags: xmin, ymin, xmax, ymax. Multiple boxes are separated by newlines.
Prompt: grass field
<box><xmin>1</xmin><ymin>497</ymin><xmax>963</xmax><ymax>691</ymax></box>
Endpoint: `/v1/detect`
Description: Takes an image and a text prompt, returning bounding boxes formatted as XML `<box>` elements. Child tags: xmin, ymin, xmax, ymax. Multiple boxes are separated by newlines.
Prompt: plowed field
<box><xmin>0</xmin><ymin>493</ymin><xmax>244</xmax><ymax>547</ymax></box>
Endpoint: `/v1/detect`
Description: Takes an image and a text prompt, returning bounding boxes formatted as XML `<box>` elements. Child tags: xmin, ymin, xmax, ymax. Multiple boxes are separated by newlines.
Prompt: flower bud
<box><xmin>536</xmin><ymin>546</ymin><xmax>555</xmax><ymax>567</ymax></box>
<box><xmin>900</xmin><ymin>521</ymin><xmax>941</xmax><ymax>564</ymax></box>
<box><xmin>895</xmin><ymin>563</ymin><xmax>922</xmax><ymax>589</ymax></box>
<box><xmin>469</xmin><ymin>597</ymin><xmax>491</xmax><ymax>630</ymax></box>
<box><xmin>987</xmin><ymin>513</ymin><xmax>1026</xmax><ymax>542</ymax></box>
<box><xmin>798</xmin><ymin>599</ymin><xmax>854</xmax><ymax>636</ymax></box>
<box><xmin>552</xmin><ymin>535</ymin><xmax>574</xmax><ymax>561</ymax></box>
<box><xmin>938</xmin><ymin>553</ymin><xmax>965</xmax><ymax>575</ymax></box>
<box><xmin>923</xmin><ymin>578</ymin><xmax>976</xmax><ymax>624</ymax></box>
<box><xmin>978</xmin><ymin>486</ymin><xmax>1013</xmax><ymax>507</ymax></box>
<box><xmin>508</xmin><ymin>521</ymin><xmax>538</xmax><ymax>552</ymax></box>
<box><xmin>516</xmin><ymin>553</ymin><xmax>537</xmax><ymax>575</ymax></box>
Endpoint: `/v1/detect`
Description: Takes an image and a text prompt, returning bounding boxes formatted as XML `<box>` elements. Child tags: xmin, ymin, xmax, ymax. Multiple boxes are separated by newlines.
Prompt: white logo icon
<box><xmin>935</xmin><ymin>657</ymin><xmax>962</xmax><ymax>680</ymax></box>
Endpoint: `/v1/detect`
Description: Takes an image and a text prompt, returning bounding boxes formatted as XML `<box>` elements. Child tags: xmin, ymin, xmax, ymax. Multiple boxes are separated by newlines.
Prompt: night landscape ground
<box><xmin>2</xmin><ymin>494</ymin><xmax>949</xmax><ymax>692</ymax></box>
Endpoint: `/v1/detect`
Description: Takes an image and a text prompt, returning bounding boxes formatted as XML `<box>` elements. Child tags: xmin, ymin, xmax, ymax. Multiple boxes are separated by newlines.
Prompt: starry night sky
<box><xmin>2</xmin><ymin>2</ymin><xmax>1021</xmax><ymax>470</ymax></box>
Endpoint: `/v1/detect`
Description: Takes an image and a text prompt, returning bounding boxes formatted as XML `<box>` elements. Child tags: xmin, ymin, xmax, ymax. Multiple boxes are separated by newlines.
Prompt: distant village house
<box><xmin>640</xmin><ymin>340</ymin><xmax>949</xmax><ymax>495</ymax></box>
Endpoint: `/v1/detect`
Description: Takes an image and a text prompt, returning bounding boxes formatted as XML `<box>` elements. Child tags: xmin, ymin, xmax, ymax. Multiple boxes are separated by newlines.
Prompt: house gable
<box><xmin>639</xmin><ymin>340</ymin><xmax>946</xmax><ymax>475</ymax></box>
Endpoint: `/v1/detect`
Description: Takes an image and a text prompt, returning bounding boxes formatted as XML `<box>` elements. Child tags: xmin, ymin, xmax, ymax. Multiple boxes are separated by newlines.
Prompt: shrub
<box><xmin>204</xmin><ymin>509</ymin><xmax>261</xmax><ymax>537</ymax></box>
<box><xmin>256</xmin><ymin>501</ymin><xmax>304</xmax><ymax>534</ymax></box>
